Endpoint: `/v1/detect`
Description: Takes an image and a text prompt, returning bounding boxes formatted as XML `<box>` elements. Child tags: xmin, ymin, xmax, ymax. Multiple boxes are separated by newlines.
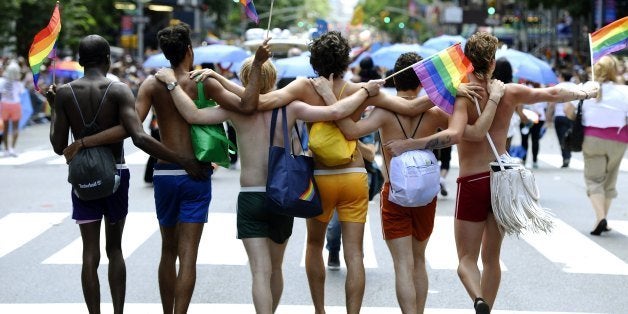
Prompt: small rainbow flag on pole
<box><xmin>412</xmin><ymin>43</ymin><xmax>473</xmax><ymax>115</ymax></box>
<box><xmin>239</xmin><ymin>0</ymin><xmax>260</xmax><ymax>24</ymax></box>
<box><xmin>28</xmin><ymin>2</ymin><xmax>61</xmax><ymax>91</ymax></box>
<box><xmin>589</xmin><ymin>16</ymin><xmax>628</xmax><ymax>64</ymax></box>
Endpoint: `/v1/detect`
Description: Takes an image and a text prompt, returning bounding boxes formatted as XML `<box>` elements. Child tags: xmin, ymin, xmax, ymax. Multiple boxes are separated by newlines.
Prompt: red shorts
<box><xmin>380</xmin><ymin>182</ymin><xmax>436</xmax><ymax>241</ymax></box>
<box><xmin>455</xmin><ymin>172</ymin><xmax>492</xmax><ymax>222</ymax></box>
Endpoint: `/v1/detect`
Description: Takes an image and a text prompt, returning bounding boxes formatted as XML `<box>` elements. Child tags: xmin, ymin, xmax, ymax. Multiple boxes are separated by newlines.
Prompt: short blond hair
<box><xmin>239</xmin><ymin>56</ymin><xmax>277</xmax><ymax>93</ymax></box>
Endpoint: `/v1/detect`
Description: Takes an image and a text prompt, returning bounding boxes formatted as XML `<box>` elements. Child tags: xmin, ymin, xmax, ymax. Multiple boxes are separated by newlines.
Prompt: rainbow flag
<box><xmin>28</xmin><ymin>2</ymin><xmax>61</xmax><ymax>91</ymax></box>
<box><xmin>239</xmin><ymin>0</ymin><xmax>259</xmax><ymax>24</ymax></box>
<box><xmin>590</xmin><ymin>16</ymin><xmax>628</xmax><ymax>64</ymax></box>
<box><xmin>412</xmin><ymin>43</ymin><xmax>473</xmax><ymax>115</ymax></box>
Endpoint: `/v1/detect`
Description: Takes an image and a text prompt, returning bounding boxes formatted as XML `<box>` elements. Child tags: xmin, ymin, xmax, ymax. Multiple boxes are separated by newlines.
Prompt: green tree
<box><xmin>1</xmin><ymin>0</ymin><xmax>121</xmax><ymax>59</ymax></box>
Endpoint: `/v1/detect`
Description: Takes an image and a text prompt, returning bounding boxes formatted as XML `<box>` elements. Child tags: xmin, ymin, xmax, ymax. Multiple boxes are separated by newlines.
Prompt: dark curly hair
<box><xmin>492</xmin><ymin>57</ymin><xmax>512</xmax><ymax>83</ymax></box>
<box><xmin>78</xmin><ymin>35</ymin><xmax>110</xmax><ymax>68</ymax></box>
<box><xmin>393</xmin><ymin>52</ymin><xmax>422</xmax><ymax>91</ymax></box>
<box><xmin>309</xmin><ymin>31</ymin><xmax>351</xmax><ymax>79</ymax></box>
<box><xmin>464</xmin><ymin>32</ymin><xmax>498</xmax><ymax>80</ymax></box>
<box><xmin>157</xmin><ymin>23</ymin><xmax>192</xmax><ymax>68</ymax></box>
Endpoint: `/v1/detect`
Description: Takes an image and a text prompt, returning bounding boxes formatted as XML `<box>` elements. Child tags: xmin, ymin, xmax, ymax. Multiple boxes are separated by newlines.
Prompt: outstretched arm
<box><xmin>365</xmin><ymin>82</ymin><xmax>483</xmax><ymax>116</ymax></box>
<box><xmin>190</xmin><ymin>69</ymin><xmax>245</xmax><ymax>97</ymax></box>
<box><xmin>384</xmin><ymin>96</ymin><xmax>469</xmax><ymax>156</ymax></box>
<box><xmin>155</xmin><ymin>68</ymin><xmax>231</xmax><ymax>124</ymax></box>
<box><xmin>510</xmin><ymin>81</ymin><xmax>598</xmax><ymax>104</ymax></box>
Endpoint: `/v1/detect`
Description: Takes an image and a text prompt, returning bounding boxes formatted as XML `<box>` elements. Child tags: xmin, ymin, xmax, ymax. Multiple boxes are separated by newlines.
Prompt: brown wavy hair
<box><xmin>464</xmin><ymin>32</ymin><xmax>498</xmax><ymax>80</ymax></box>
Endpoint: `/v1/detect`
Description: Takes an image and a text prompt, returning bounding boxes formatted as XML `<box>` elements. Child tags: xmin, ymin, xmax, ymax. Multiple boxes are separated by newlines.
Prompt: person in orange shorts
<box><xmin>313</xmin><ymin>52</ymin><xmax>505</xmax><ymax>313</ymax></box>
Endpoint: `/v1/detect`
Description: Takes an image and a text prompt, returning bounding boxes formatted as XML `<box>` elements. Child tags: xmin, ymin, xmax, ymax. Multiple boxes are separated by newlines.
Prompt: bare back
<box><xmin>378</xmin><ymin>107</ymin><xmax>448</xmax><ymax>179</ymax></box>
<box><xmin>53</xmin><ymin>77</ymin><xmax>126</xmax><ymax>163</ymax></box>
<box><xmin>138</xmin><ymin>74</ymin><xmax>201</xmax><ymax>163</ymax></box>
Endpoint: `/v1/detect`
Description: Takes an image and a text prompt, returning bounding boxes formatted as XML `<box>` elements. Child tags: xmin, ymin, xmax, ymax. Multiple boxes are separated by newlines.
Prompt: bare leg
<box><xmin>104</xmin><ymin>217</ymin><xmax>126</xmax><ymax>314</ymax></box>
<box><xmin>385</xmin><ymin>236</ymin><xmax>417</xmax><ymax>313</ymax></box>
<box><xmin>159</xmin><ymin>226</ymin><xmax>178</xmax><ymax>314</ymax></box>
<box><xmin>269</xmin><ymin>239</ymin><xmax>288</xmax><ymax>312</ymax></box>
<box><xmin>9</xmin><ymin>120</ymin><xmax>18</xmax><ymax>150</ymax></box>
<box><xmin>79</xmin><ymin>221</ymin><xmax>102</xmax><ymax>314</ymax></box>
<box><xmin>242</xmin><ymin>237</ymin><xmax>289</xmax><ymax>314</ymax></box>
<box><xmin>305</xmin><ymin>218</ymin><xmax>328</xmax><ymax>314</ymax></box>
<box><xmin>2</xmin><ymin>120</ymin><xmax>8</xmax><ymax>151</ymax></box>
<box><xmin>174</xmin><ymin>222</ymin><xmax>203</xmax><ymax>314</ymax></box>
<box><xmin>480</xmin><ymin>214</ymin><xmax>503</xmax><ymax>308</ymax></box>
<box><xmin>412</xmin><ymin>237</ymin><xmax>429</xmax><ymax>313</ymax></box>
<box><xmin>589</xmin><ymin>193</ymin><xmax>606</xmax><ymax>225</ymax></box>
<box><xmin>341</xmin><ymin>221</ymin><xmax>365</xmax><ymax>314</ymax></box>
<box><xmin>454</xmin><ymin>219</ymin><xmax>485</xmax><ymax>302</ymax></box>
<box><xmin>242</xmin><ymin>238</ymin><xmax>274</xmax><ymax>314</ymax></box>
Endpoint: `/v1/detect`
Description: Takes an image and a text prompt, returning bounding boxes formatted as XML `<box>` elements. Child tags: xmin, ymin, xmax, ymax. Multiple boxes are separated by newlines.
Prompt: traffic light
<box><xmin>487</xmin><ymin>0</ymin><xmax>496</xmax><ymax>15</ymax></box>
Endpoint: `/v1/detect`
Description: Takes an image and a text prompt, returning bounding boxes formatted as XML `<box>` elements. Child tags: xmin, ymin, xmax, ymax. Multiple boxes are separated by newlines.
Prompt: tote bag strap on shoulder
<box><xmin>270</xmin><ymin>106</ymin><xmax>291</xmax><ymax>151</ymax></box>
<box><xmin>194</xmin><ymin>81</ymin><xmax>218</xmax><ymax>109</ymax></box>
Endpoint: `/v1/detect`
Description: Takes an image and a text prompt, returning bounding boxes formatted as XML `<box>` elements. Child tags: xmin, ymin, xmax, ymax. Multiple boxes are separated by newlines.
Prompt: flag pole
<box><xmin>588</xmin><ymin>33</ymin><xmax>595</xmax><ymax>82</ymax></box>
<box><xmin>266</xmin><ymin>0</ymin><xmax>275</xmax><ymax>39</ymax></box>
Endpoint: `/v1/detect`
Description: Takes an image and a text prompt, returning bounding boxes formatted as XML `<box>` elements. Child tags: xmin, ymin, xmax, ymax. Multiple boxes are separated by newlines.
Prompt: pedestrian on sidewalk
<box><xmin>0</xmin><ymin>60</ymin><xmax>25</xmax><ymax>157</ymax></box>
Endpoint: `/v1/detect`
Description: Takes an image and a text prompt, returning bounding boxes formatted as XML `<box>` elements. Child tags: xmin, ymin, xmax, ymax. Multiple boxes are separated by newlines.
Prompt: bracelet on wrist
<box><xmin>361</xmin><ymin>86</ymin><xmax>372</xmax><ymax>97</ymax></box>
<box><xmin>81</xmin><ymin>138</ymin><xmax>86</xmax><ymax>148</ymax></box>
<box><xmin>488</xmin><ymin>98</ymin><xmax>498</xmax><ymax>105</ymax></box>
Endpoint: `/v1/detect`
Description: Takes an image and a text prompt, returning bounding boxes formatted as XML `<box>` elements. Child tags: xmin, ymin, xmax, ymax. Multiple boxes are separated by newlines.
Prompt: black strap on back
<box><xmin>68</xmin><ymin>81</ymin><xmax>115</xmax><ymax>136</ymax></box>
<box><xmin>394</xmin><ymin>112</ymin><xmax>424</xmax><ymax>139</ymax></box>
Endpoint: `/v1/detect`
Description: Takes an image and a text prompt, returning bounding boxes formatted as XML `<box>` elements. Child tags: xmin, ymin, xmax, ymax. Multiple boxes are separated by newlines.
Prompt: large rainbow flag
<box><xmin>590</xmin><ymin>16</ymin><xmax>628</xmax><ymax>64</ymax></box>
<box><xmin>412</xmin><ymin>43</ymin><xmax>473</xmax><ymax>115</ymax></box>
<box><xmin>28</xmin><ymin>2</ymin><xmax>61</xmax><ymax>91</ymax></box>
<box><xmin>239</xmin><ymin>0</ymin><xmax>259</xmax><ymax>24</ymax></box>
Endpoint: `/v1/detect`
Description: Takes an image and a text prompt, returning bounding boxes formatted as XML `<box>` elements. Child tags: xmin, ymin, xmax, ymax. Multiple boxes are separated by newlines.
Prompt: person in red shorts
<box><xmin>313</xmin><ymin>52</ymin><xmax>505</xmax><ymax>313</ymax></box>
<box><xmin>385</xmin><ymin>32</ymin><xmax>599</xmax><ymax>314</ymax></box>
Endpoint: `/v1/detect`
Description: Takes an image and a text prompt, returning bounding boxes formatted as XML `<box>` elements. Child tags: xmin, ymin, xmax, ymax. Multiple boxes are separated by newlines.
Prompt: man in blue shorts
<box><xmin>49</xmin><ymin>35</ymin><xmax>205</xmax><ymax>314</ymax></box>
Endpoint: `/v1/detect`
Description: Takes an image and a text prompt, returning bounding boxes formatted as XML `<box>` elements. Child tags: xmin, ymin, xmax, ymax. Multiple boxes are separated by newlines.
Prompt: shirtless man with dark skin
<box><xmin>49</xmin><ymin>34</ymin><xmax>204</xmax><ymax>314</ymax></box>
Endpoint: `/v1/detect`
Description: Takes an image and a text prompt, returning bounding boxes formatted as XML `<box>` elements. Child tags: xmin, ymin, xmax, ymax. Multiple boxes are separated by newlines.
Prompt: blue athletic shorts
<box><xmin>153</xmin><ymin>163</ymin><xmax>213</xmax><ymax>227</ymax></box>
<box><xmin>71</xmin><ymin>166</ymin><xmax>130</xmax><ymax>224</ymax></box>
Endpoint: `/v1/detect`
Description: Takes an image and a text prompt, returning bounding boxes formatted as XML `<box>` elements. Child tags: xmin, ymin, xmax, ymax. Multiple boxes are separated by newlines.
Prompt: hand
<box><xmin>62</xmin><ymin>141</ymin><xmax>82</xmax><ymax>164</ymax></box>
<box><xmin>364</xmin><ymin>79</ymin><xmax>385</xmax><ymax>97</ymax></box>
<box><xmin>457</xmin><ymin>82</ymin><xmax>483</xmax><ymax>100</ymax></box>
<box><xmin>154</xmin><ymin>68</ymin><xmax>176</xmax><ymax>84</ymax></box>
<box><xmin>253</xmin><ymin>37</ymin><xmax>272</xmax><ymax>65</ymax></box>
<box><xmin>384</xmin><ymin>139</ymin><xmax>409</xmax><ymax>157</ymax></box>
<box><xmin>44</xmin><ymin>84</ymin><xmax>56</xmax><ymax>109</ymax></box>
<box><xmin>309</xmin><ymin>74</ymin><xmax>334</xmax><ymax>102</ymax></box>
<box><xmin>487</xmin><ymin>79</ymin><xmax>505</xmax><ymax>105</ymax></box>
<box><xmin>189</xmin><ymin>69</ymin><xmax>216</xmax><ymax>82</ymax></box>
<box><xmin>180</xmin><ymin>156</ymin><xmax>210</xmax><ymax>181</ymax></box>
<box><xmin>581</xmin><ymin>81</ymin><xmax>600</xmax><ymax>99</ymax></box>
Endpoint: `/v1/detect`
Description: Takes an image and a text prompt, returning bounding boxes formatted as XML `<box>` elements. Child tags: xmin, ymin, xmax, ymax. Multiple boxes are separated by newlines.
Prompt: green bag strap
<box><xmin>194</xmin><ymin>81</ymin><xmax>218</xmax><ymax>109</ymax></box>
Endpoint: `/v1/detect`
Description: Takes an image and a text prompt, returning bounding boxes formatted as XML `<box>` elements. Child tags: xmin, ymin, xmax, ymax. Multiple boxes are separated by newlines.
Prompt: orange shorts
<box><xmin>380</xmin><ymin>182</ymin><xmax>436</xmax><ymax>241</ymax></box>
<box><xmin>1</xmin><ymin>102</ymin><xmax>21</xmax><ymax>121</ymax></box>
<box><xmin>313</xmin><ymin>169</ymin><xmax>369</xmax><ymax>223</ymax></box>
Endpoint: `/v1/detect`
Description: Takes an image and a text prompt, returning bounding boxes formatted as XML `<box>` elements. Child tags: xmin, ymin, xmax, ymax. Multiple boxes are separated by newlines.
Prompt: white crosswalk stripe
<box><xmin>2</xmin><ymin>212</ymin><xmax>627</xmax><ymax>276</ymax></box>
<box><xmin>4</xmin><ymin>146</ymin><xmax>627</xmax><ymax>172</ymax></box>
<box><xmin>0</xmin><ymin>212</ymin><xmax>69</xmax><ymax>258</ymax></box>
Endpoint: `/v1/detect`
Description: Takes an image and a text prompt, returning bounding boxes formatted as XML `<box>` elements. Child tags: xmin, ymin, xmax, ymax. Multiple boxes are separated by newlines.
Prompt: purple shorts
<box><xmin>71</xmin><ymin>167</ymin><xmax>130</xmax><ymax>224</ymax></box>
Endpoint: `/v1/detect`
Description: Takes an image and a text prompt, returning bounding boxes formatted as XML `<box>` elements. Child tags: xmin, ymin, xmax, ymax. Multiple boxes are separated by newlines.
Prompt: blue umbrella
<box><xmin>142</xmin><ymin>53</ymin><xmax>169</xmax><ymax>69</ymax></box>
<box><xmin>371</xmin><ymin>44</ymin><xmax>438</xmax><ymax>69</ymax></box>
<box><xmin>193</xmin><ymin>44</ymin><xmax>250</xmax><ymax>65</ymax></box>
<box><xmin>423</xmin><ymin>35</ymin><xmax>467</xmax><ymax>51</ymax></box>
<box><xmin>495</xmin><ymin>48</ymin><xmax>557</xmax><ymax>85</ymax></box>
<box><xmin>274</xmin><ymin>55</ymin><xmax>316</xmax><ymax>78</ymax></box>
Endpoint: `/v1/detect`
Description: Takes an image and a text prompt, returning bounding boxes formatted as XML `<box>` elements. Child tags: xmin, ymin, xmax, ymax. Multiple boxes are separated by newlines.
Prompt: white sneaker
<box><xmin>8</xmin><ymin>148</ymin><xmax>17</xmax><ymax>157</ymax></box>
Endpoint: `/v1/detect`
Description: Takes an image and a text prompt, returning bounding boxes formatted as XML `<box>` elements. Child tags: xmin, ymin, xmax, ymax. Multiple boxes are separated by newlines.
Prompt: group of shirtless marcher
<box><xmin>48</xmin><ymin>24</ymin><xmax>598</xmax><ymax>314</ymax></box>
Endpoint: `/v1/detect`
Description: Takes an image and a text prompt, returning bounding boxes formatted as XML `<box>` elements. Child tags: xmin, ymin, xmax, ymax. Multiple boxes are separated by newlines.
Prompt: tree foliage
<box><xmin>1</xmin><ymin>0</ymin><xmax>121</xmax><ymax>58</ymax></box>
